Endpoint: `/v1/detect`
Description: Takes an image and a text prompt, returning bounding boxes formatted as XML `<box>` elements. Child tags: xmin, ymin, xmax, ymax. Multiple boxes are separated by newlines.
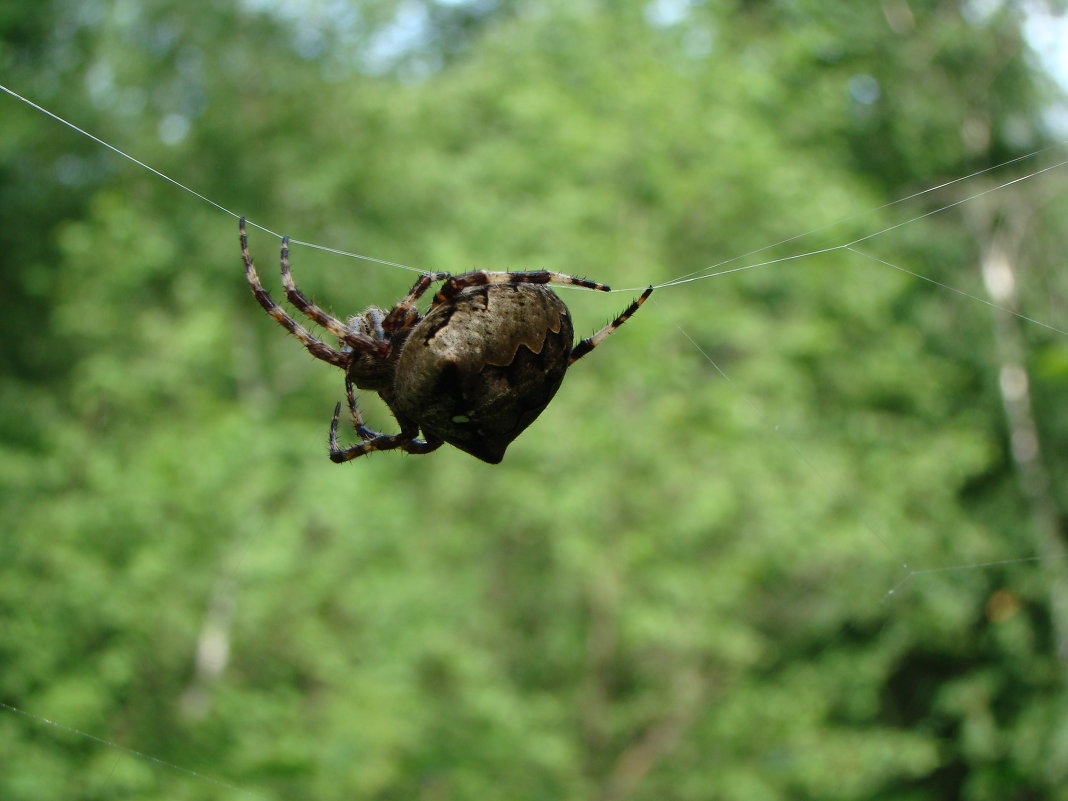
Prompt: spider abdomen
<box><xmin>393</xmin><ymin>284</ymin><xmax>574</xmax><ymax>463</ymax></box>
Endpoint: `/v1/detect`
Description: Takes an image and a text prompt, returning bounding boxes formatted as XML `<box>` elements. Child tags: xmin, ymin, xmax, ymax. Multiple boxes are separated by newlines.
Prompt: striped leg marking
<box><xmin>240</xmin><ymin>218</ymin><xmax>348</xmax><ymax>368</ymax></box>
<box><xmin>433</xmin><ymin>270</ymin><xmax>611</xmax><ymax>306</ymax></box>
<box><xmin>279</xmin><ymin>236</ymin><xmax>373</xmax><ymax>351</ymax></box>
<box><xmin>382</xmin><ymin>271</ymin><xmax>450</xmax><ymax>333</ymax></box>
<box><xmin>569</xmin><ymin>286</ymin><xmax>653</xmax><ymax>364</ymax></box>
<box><xmin>345</xmin><ymin>379</ymin><xmax>377</xmax><ymax>441</ymax></box>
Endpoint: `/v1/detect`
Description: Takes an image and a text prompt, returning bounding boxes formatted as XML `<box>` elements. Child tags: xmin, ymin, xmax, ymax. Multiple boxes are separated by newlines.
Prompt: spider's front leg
<box><xmin>381</xmin><ymin>271</ymin><xmax>451</xmax><ymax>333</ymax></box>
<box><xmin>279</xmin><ymin>236</ymin><xmax>379</xmax><ymax>353</ymax></box>
<box><xmin>240</xmin><ymin>219</ymin><xmax>349</xmax><ymax>368</ymax></box>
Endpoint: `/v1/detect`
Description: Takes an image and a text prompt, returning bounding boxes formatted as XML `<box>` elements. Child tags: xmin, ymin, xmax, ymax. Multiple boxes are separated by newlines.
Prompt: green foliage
<box><xmin>2</xmin><ymin>1</ymin><xmax>1067</xmax><ymax>799</ymax></box>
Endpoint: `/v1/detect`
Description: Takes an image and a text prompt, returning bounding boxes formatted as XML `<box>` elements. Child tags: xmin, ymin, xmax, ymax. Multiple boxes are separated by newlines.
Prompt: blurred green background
<box><xmin>3</xmin><ymin>0</ymin><xmax>1068</xmax><ymax>798</ymax></box>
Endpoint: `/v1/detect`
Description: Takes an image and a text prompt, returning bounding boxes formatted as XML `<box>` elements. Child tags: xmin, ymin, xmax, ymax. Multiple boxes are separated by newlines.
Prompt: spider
<box><xmin>240</xmin><ymin>218</ymin><xmax>652</xmax><ymax>463</ymax></box>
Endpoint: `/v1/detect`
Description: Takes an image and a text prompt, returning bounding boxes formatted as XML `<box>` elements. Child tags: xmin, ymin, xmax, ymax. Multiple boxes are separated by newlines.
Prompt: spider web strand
<box><xmin>0</xmin><ymin>702</ymin><xmax>271</xmax><ymax>800</ymax></box>
<box><xmin>0</xmin><ymin>82</ymin><xmax>422</xmax><ymax>273</ymax></box>
<box><xmin>844</xmin><ymin>156</ymin><xmax>1068</xmax><ymax>249</ymax></box>
<box><xmin>671</xmin><ymin>317</ymin><xmax>907</xmax><ymax>564</ymax></box>
<box><xmin>882</xmin><ymin>553</ymin><xmax>1068</xmax><ymax>601</ymax></box>
<box><xmin>612</xmin><ymin>246</ymin><xmax>845</xmax><ymax>292</ymax></box>
<box><xmin>655</xmin><ymin>142</ymin><xmax>1068</xmax><ymax>288</ymax></box>
<box><xmin>631</xmin><ymin>154</ymin><xmax>1068</xmax><ymax>295</ymax></box>
<box><xmin>846</xmin><ymin>246</ymin><xmax>1068</xmax><ymax>337</ymax></box>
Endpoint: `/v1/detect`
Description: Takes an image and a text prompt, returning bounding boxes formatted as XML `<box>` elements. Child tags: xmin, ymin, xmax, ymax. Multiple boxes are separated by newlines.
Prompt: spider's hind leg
<box><xmin>569</xmin><ymin>286</ymin><xmax>653</xmax><ymax>364</ymax></box>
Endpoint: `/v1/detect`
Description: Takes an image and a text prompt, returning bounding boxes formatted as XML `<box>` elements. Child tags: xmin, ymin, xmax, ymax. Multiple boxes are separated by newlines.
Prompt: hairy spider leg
<box><xmin>278</xmin><ymin>235</ymin><xmax>378</xmax><ymax>352</ymax></box>
<box><xmin>569</xmin><ymin>286</ymin><xmax>653</xmax><ymax>364</ymax></box>
<box><xmin>344</xmin><ymin>378</ymin><xmax>378</xmax><ymax>441</ymax></box>
<box><xmin>402</xmin><ymin>438</ymin><xmax>445</xmax><ymax>454</ymax></box>
<box><xmin>328</xmin><ymin>404</ymin><xmax>410</xmax><ymax>460</ymax></box>
<box><xmin>432</xmin><ymin>270</ymin><xmax>611</xmax><ymax>306</ymax></box>
<box><xmin>328</xmin><ymin>400</ymin><xmax>443</xmax><ymax>461</ymax></box>
<box><xmin>240</xmin><ymin>218</ymin><xmax>348</xmax><ymax>368</ymax></box>
<box><xmin>381</xmin><ymin>271</ymin><xmax>451</xmax><ymax>333</ymax></box>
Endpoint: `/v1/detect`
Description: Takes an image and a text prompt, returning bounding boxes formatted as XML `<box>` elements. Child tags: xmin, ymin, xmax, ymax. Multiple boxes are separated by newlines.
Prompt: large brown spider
<box><xmin>240</xmin><ymin>218</ymin><xmax>652</xmax><ymax>463</ymax></box>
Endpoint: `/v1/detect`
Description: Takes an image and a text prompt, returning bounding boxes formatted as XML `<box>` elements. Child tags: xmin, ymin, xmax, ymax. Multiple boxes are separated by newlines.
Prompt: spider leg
<box><xmin>381</xmin><ymin>271</ymin><xmax>450</xmax><ymax>333</ymax></box>
<box><xmin>328</xmin><ymin>396</ymin><xmax>444</xmax><ymax>461</ymax></box>
<box><xmin>569</xmin><ymin>287</ymin><xmax>653</xmax><ymax>364</ymax></box>
<box><xmin>329</xmin><ymin>403</ymin><xmax>410</xmax><ymax>461</ymax></box>
<box><xmin>345</xmin><ymin>379</ymin><xmax>377</xmax><ymax>441</ymax></box>
<box><xmin>279</xmin><ymin>236</ymin><xmax>377</xmax><ymax>352</ymax></box>
<box><xmin>403</xmin><ymin>437</ymin><xmax>444</xmax><ymax>455</ymax></box>
<box><xmin>240</xmin><ymin>218</ymin><xmax>348</xmax><ymax>368</ymax></box>
<box><xmin>432</xmin><ymin>270</ymin><xmax>612</xmax><ymax>306</ymax></box>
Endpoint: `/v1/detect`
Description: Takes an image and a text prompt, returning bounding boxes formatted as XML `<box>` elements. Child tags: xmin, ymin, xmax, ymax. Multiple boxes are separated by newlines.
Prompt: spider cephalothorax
<box><xmin>240</xmin><ymin>218</ymin><xmax>652</xmax><ymax>463</ymax></box>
